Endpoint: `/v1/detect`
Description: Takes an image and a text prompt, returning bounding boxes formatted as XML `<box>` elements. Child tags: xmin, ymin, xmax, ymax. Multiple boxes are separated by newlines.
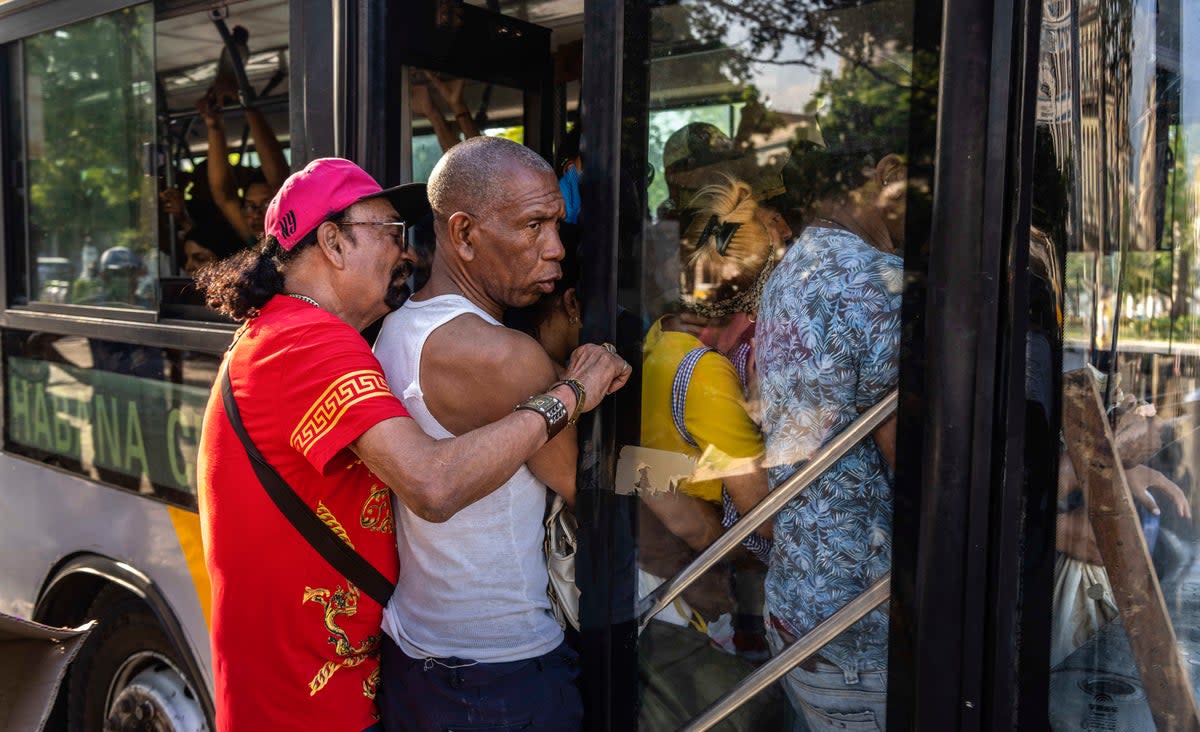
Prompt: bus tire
<box><xmin>67</xmin><ymin>586</ymin><xmax>209</xmax><ymax>732</ymax></box>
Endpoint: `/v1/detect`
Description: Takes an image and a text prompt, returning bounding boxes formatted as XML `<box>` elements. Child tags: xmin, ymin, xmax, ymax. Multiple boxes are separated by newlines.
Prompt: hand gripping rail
<box><xmin>636</xmin><ymin>389</ymin><xmax>898</xmax><ymax>631</ymax></box>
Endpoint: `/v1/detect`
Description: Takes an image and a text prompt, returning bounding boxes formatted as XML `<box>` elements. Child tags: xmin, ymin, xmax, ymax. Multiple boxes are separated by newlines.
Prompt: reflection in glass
<box><xmin>1043</xmin><ymin>0</ymin><xmax>1200</xmax><ymax>728</ymax></box>
<box><xmin>23</xmin><ymin>7</ymin><xmax>157</xmax><ymax>309</ymax></box>
<box><xmin>3</xmin><ymin>329</ymin><xmax>214</xmax><ymax>505</ymax></box>
<box><xmin>626</xmin><ymin>1</ymin><xmax>915</xmax><ymax>728</ymax></box>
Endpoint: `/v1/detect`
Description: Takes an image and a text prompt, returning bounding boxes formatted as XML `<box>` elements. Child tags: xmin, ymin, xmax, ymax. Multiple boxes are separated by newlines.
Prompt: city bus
<box><xmin>0</xmin><ymin>0</ymin><xmax>1196</xmax><ymax>730</ymax></box>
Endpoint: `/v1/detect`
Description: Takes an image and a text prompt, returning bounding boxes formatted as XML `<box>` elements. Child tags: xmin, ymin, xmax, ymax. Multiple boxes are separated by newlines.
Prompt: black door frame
<box><xmin>573</xmin><ymin>0</ymin><xmax>1056</xmax><ymax>730</ymax></box>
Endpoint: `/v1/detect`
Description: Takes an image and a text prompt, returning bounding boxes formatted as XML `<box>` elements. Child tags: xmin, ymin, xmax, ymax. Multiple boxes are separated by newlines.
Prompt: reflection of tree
<box><xmin>775</xmin><ymin>47</ymin><xmax>928</xmax><ymax>214</ymax></box>
<box><xmin>645</xmin><ymin>0</ymin><xmax>928</xmax><ymax>220</ymax></box>
<box><xmin>805</xmin><ymin>59</ymin><xmax>912</xmax><ymax>147</ymax></box>
<box><xmin>24</xmin><ymin>8</ymin><xmax>155</xmax><ymax>266</ymax></box>
<box><xmin>684</xmin><ymin>0</ymin><xmax>914</xmax><ymax>88</ymax></box>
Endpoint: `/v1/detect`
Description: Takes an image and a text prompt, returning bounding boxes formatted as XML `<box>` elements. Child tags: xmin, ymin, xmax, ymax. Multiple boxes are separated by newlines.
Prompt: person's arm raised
<box><xmin>199</xmin><ymin>98</ymin><xmax>252</xmax><ymax>242</ymax></box>
<box><xmin>355</xmin><ymin>342</ymin><xmax>628</xmax><ymax>521</ymax></box>
<box><xmin>245</xmin><ymin>106</ymin><xmax>288</xmax><ymax>191</ymax></box>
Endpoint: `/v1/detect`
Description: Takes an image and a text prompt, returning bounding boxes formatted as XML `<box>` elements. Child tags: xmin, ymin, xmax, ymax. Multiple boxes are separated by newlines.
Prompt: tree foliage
<box><xmin>23</xmin><ymin>6</ymin><xmax>156</xmax><ymax>274</ymax></box>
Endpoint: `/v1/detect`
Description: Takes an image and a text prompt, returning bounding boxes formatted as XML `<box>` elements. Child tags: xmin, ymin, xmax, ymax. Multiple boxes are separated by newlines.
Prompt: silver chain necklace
<box><xmin>810</xmin><ymin>216</ymin><xmax>845</xmax><ymax>230</ymax></box>
<box><xmin>284</xmin><ymin>293</ymin><xmax>320</xmax><ymax>308</ymax></box>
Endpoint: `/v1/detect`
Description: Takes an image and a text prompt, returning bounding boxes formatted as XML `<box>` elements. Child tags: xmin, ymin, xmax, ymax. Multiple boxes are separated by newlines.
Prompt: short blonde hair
<box><xmin>680</xmin><ymin>176</ymin><xmax>774</xmax><ymax>312</ymax></box>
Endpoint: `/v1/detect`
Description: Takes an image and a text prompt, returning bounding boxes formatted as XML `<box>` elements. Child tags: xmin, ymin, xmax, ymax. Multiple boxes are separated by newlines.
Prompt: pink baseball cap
<box><xmin>264</xmin><ymin>158</ymin><xmax>429</xmax><ymax>250</ymax></box>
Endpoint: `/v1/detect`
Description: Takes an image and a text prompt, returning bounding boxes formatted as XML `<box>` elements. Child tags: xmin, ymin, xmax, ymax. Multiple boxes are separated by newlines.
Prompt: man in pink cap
<box><xmin>194</xmin><ymin>158</ymin><xmax>630</xmax><ymax>731</ymax></box>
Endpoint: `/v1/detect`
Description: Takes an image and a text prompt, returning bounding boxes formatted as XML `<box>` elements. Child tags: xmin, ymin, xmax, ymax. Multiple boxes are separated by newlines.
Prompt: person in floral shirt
<box><xmin>755</xmin><ymin>138</ymin><xmax>906</xmax><ymax>729</ymax></box>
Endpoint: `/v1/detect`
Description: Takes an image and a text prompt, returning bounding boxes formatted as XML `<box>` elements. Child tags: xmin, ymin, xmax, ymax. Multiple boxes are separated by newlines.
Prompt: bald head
<box><xmin>427</xmin><ymin>136</ymin><xmax>555</xmax><ymax>225</ymax></box>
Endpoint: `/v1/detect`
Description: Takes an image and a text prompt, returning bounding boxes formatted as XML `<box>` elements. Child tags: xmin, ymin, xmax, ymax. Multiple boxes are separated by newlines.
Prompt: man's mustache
<box><xmin>383</xmin><ymin>262</ymin><xmax>413</xmax><ymax>311</ymax></box>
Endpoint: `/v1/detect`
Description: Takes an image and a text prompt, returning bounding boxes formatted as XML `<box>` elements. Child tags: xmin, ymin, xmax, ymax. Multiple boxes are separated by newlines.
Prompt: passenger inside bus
<box><xmin>505</xmin><ymin>201</ymin><xmax>783</xmax><ymax>728</ymax></box>
<box><xmin>410</xmin><ymin>71</ymin><xmax>482</xmax><ymax>154</ymax></box>
<box><xmin>642</xmin><ymin>176</ymin><xmax>791</xmax><ymax>730</ymax></box>
<box><xmin>755</xmin><ymin>100</ymin><xmax>908</xmax><ymax>728</ymax></box>
<box><xmin>181</xmin><ymin>206</ymin><xmax>244</xmax><ymax>277</ymax></box>
<box><xmin>199</xmin><ymin>92</ymin><xmax>287</xmax><ymax>246</ymax></box>
<box><xmin>1052</xmin><ymin>369</ymin><xmax>1194</xmax><ymax>667</ymax></box>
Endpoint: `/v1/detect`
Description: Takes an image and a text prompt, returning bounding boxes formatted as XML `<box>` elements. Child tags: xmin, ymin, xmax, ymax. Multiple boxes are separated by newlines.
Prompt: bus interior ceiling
<box><xmin>155</xmin><ymin>0</ymin><xmax>290</xmax><ymax>163</ymax></box>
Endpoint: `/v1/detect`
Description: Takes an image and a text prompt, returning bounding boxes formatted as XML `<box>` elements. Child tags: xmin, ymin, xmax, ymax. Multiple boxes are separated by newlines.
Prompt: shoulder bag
<box><xmin>545</xmin><ymin>493</ymin><xmax>580</xmax><ymax>630</ymax></box>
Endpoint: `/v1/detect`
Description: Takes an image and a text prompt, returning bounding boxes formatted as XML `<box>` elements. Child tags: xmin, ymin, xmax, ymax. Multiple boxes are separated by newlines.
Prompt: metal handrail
<box><xmin>680</xmin><ymin>574</ymin><xmax>891</xmax><ymax>732</ymax></box>
<box><xmin>636</xmin><ymin>390</ymin><xmax>898</xmax><ymax>630</ymax></box>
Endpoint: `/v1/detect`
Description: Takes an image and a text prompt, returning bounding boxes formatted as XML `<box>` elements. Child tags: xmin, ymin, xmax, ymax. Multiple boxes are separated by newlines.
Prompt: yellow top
<box><xmin>640</xmin><ymin>317</ymin><xmax>764</xmax><ymax>503</ymax></box>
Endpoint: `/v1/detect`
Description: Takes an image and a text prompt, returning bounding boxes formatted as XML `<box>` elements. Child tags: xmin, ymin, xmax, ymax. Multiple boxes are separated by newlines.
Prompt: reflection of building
<box><xmin>1078</xmin><ymin>0</ymin><xmax>1101</xmax><ymax>251</ymax></box>
<box><xmin>1071</xmin><ymin>0</ymin><xmax>1182</xmax><ymax>254</ymax></box>
<box><xmin>1046</xmin><ymin>0</ymin><xmax>1198</xmax><ymax>341</ymax></box>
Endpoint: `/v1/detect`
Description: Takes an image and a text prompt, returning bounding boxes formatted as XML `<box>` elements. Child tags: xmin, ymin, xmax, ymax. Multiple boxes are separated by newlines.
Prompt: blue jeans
<box><xmin>378</xmin><ymin>635</ymin><xmax>582</xmax><ymax>732</ymax></box>
<box><xmin>764</xmin><ymin>612</ymin><xmax>887</xmax><ymax>732</ymax></box>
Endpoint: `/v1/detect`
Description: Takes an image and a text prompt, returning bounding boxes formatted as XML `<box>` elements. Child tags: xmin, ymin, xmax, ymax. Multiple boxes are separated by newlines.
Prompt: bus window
<box><xmin>155</xmin><ymin>0</ymin><xmax>289</xmax><ymax>320</ymax></box>
<box><xmin>2</xmin><ymin>1</ymin><xmax>288</xmax><ymax>502</ymax></box>
<box><xmin>391</xmin><ymin>2</ymin><xmax>557</xmax><ymax>183</ymax></box>
<box><xmin>2</xmin><ymin>327</ymin><xmax>212</xmax><ymax>506</ymax></box>
<box><xmin>20</xmin><ymin>6</ymin><xmax>157</xmax><ymax>310</ymax></box>
<box><xmin>11</xmin><ymin>0</ymin><xmax>290</xmax><ymax>320</ymax></box>
<box><xmin>1037</xmin><ymin>0</ymin><xmax>1200</xmax><ymax>727</ymax></box>
<box><xmin>408</xmin><ymin>69</ymin><xmax>529</xmax><ymax>181</ymax></box>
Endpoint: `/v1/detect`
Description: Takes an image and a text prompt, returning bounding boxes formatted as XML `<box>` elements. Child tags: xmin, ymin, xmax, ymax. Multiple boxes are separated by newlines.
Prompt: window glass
<box><xmin>623</xmin><ymin>1</ymin><xmax>915</xmax><ymax>728</ymax></box>
<box><xmin>407</xmin><ymin>68</ymin><xmax>529</xmax><ymax>182</ymax></box>
<box><xmin>22</xmin><ymin>6</ymin><xmax>157</xmax><ymax>309</ymax></box>
<box><xmin>1040</xmin><ymin>0</ymin><xmax>1200</xmax><ymax>727</ymax></box>
<box><xmin>15</xmin><ymin>1</ymin><xmax>290</xmax><ymax>317</ymax></box>
<box><xmin>2</xmin><ymin>328</ymin><xmax>216</xmax><ymax>506</ymax></box>
<box><xmin>155</xmin><ymin>0</ymin><xmax>290</xmax><ymax>316</ymax></box>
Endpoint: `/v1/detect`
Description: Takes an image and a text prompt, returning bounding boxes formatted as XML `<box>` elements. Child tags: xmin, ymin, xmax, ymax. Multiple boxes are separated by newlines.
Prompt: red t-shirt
<box><xmin>198</xmin><ymin>296</ymin><xmax>409</xmax><ymax>731</ymax></box>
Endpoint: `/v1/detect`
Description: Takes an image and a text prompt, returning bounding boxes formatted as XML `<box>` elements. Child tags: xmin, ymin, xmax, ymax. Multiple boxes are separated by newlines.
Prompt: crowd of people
<box><xmin>23</xmin><ymin>12</ymin><xmax>1187</xmax><ymax>732</ymax></box>
<box><xmin>178</xmin><ymin>45</ymin><xmax>914</xmax><ymax>730</ymax></box>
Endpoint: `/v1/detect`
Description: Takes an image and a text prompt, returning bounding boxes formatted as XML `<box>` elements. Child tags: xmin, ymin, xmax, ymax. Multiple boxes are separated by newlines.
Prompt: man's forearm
<box><xmin>357</xmin><ymin>383</ymin><xmax>578</xmax><ymax>522</ymax></box>
<box><xmin>527</xmin><ymin>425</ymin><xmax>579</xmax><ymax>506</ymax></box>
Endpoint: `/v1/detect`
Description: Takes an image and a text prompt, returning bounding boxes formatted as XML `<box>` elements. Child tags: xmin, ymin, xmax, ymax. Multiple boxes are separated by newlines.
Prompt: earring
<box><xmin>569</xmin><ymin>315</ymin><xmax>581</xmax><ymax>326</ymax></box>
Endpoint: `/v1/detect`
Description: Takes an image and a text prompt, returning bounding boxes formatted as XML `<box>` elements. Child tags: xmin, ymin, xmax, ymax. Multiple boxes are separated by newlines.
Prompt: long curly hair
<box><xmin>195</xmin><ymin>233</ymin><xmax>319</xmax><ymax>321</ymax></box>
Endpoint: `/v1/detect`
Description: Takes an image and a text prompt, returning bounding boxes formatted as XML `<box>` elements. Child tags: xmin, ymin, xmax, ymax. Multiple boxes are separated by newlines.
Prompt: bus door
<box><xmin>384</xmin><ymin>2</ymin><xmax>555</xmax><ymax>184</ymax></box>
<box><xmin>570</xmin><ymin>1</ymin><xmax>932</xmax><ymax>729</ymax></box>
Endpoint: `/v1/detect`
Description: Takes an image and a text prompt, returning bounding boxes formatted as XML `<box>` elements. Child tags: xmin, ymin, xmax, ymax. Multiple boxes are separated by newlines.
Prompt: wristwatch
<box><xmin>515</xmin><ymin>393</ymin><xmax>569</xmax><ymax>441</ymax></box>
<box><xmin>552</xmin><ymin>378</ymin><xmax>587</xmax><ymax>425</ymax></box>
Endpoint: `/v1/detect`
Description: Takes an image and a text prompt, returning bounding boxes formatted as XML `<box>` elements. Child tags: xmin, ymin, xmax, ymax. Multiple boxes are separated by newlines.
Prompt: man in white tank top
<box><xmin>374</xmin><ymin>137</ymin><xmax>615</xmax><ymax>731</ymax></box>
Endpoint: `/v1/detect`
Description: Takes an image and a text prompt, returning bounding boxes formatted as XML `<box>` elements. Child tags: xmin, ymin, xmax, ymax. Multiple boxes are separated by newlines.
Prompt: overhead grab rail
<box><xmin>681</xmin><ymin>574</ymin><xmax>891</xmax><ymax>732</ymax></box>
<box><xmin>212</xmin><ymin>16</ymin><xmax>258</xmax><ymax>106</ymax></box>
<box><xmin>636</xmin><ymin>389</ymin><xmax>899</xmax><ymax>632</ymax></box>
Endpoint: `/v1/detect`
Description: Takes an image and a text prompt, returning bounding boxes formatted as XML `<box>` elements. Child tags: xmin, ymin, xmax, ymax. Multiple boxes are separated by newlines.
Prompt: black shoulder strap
<box><xmin>220</xmin><ymin>363</ymin><xmax>395</xmax><ymax>607</ymax></box>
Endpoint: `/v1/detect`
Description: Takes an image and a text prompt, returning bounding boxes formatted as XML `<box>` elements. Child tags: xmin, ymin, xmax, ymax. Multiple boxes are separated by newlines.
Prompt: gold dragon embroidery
<box><xmin>363</xmin><ymin>667</ymin><xmax>381</xmax><ymax>701</ymax></box>
<box><xmin>302</xmin><ymin>583</ymin><xmax>382</xmax><ymax>697</ymax></box>
<box><xmin>360</xmin><ymin>484</ymin><xmax>393</xmax><ymax>533</ymax></box>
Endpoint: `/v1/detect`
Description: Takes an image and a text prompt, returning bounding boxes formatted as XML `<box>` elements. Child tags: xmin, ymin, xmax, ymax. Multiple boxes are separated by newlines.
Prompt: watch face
<box><xmin>527</xmin><ymin>394</ymin><xmax>568</xmax><ymax>423</ymax></box>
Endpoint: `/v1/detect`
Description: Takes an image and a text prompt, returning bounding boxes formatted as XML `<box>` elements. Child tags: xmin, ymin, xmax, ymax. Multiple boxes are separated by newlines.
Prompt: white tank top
<box><xmin>373</xmin><ymin>294</ymin><xmax>563</xmax><ymax>662</ymax></box>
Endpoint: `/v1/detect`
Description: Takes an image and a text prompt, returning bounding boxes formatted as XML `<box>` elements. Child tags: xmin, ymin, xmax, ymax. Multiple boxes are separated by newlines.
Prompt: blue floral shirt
<box><xmin>756</xmin><ymin>226</ymin><xmax>902</xmax><ymax>680</ymax></box>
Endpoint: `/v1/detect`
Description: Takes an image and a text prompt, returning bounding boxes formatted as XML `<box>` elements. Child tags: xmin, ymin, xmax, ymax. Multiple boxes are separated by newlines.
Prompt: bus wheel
<box><xmin>67</xmin><ymin>586</ymin><xmax>209</xmax><ymax>732</ymax></box>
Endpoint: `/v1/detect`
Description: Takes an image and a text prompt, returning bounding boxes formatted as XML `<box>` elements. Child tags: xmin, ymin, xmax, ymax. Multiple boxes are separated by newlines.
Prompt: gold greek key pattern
<box><xmin>316</xmin><ymin>502</ymin><xmax>354</xmax><ymax>549</ymax></box>
<box><xmin>292</xmin><ymin>370</ymin><xmax>392</xmax><ymax>455</ymax></box>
